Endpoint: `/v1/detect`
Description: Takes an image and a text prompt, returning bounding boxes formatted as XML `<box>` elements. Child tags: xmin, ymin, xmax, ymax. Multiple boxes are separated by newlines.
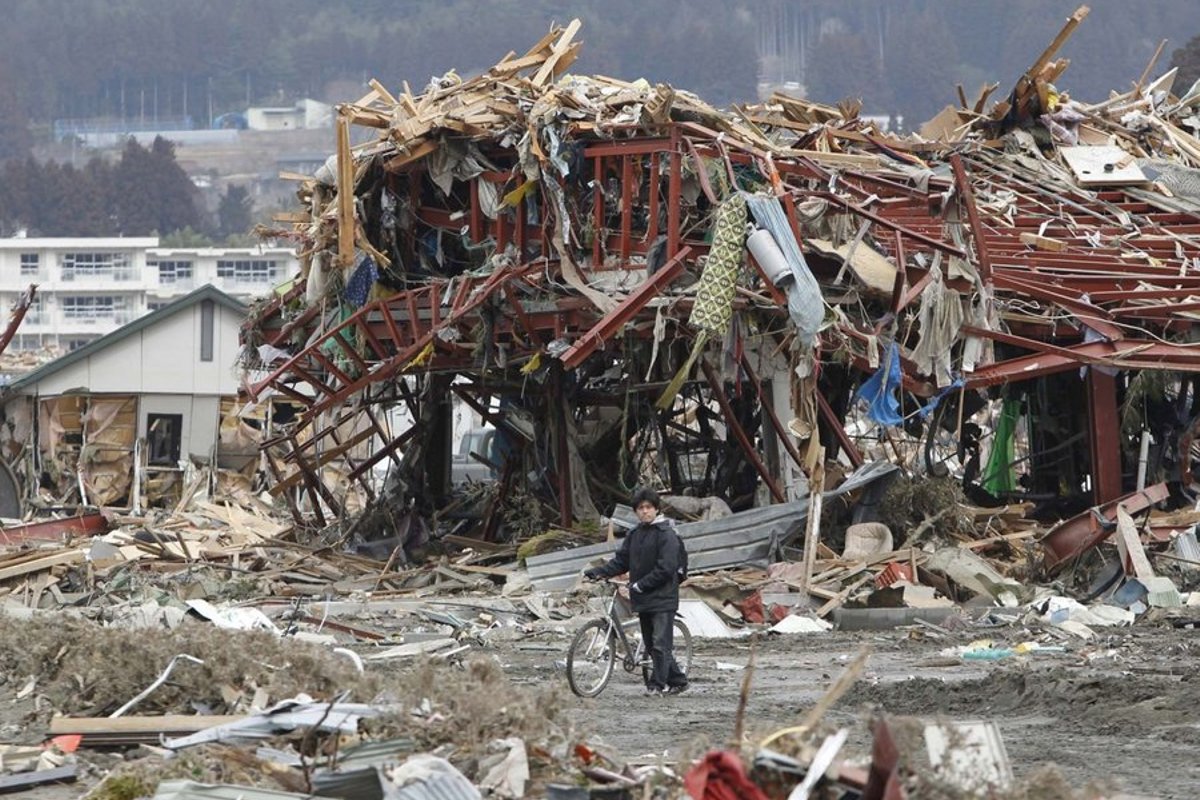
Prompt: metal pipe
<box><xmin>110</xmin><ymin>654</ymin><xmax>205</xmax><ymax>718</ymax></box>
<box><xmin>1137</xmin><ymin>429</ymin><xmax>1153</xmax><ymax>491</ymax></box>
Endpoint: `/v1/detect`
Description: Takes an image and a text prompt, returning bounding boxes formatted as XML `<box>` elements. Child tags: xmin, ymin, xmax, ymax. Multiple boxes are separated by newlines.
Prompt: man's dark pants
<box><xmin>639</xmin><ymin>610</ymin><xmax>687</xmax><ymax>689</ymax></box>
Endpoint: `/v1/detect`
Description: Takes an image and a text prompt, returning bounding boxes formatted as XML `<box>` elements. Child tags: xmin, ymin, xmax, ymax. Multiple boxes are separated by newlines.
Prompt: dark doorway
<box><xmin>147</xmin><ymin>413</ymin><xmax>183</xmax><ymax>465</ymax></box>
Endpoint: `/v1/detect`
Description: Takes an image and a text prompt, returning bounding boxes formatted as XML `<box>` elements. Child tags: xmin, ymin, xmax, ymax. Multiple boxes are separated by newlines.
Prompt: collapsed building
<box><xmin>242</xmin><ymin>7</ymin><xmax>1200</xmax><ymax>569</ymax></box>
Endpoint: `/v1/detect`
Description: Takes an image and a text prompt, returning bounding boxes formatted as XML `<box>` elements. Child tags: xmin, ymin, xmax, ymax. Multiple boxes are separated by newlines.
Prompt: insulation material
<box><xmin>0</xmin><ymin>397</ymin><xmax>34</xmax><ymax>465</ymax></box>
<box><xmin>39</xmin><ymin>396</ymin><xmax>85</xmax><ymax>501</ymax></box>
<box><xmin>80</xmin><ymin>396</ymin><xmax>137</xmax><ymax>507</ymax></box>
<box><xmin>0</xmin><ymin>397</ymin><xmax>35</xmax><ymax>499</ymax></box>
<box><xmin>218</xmin><ymin>397</ymin><xmax>265</xmax><ymax>470</ymax></box>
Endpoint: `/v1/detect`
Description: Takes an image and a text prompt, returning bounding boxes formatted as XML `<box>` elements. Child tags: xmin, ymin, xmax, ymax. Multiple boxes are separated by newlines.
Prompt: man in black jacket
<box><xmin>585</xmin><ymin>487</ymin><xmax>688</xmax><ymax>696</ymax></box>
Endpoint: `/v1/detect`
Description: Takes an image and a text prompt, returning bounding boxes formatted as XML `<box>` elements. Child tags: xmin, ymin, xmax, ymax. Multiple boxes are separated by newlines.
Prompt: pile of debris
<box><xmin>242</xmin><ymin>7</ymin><xmax>1200</xmax><ymax>586</ymax></box>
<box><xmin>7</xmin><ymin>6</ymin><xmax>1200</xmax><ymax>798</ymax></box>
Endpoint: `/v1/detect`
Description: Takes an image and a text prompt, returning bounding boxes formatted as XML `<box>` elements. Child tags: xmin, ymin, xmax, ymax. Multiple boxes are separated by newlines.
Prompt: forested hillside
<box><xmin>2</xmin><ymin>0</ymin><xmax>1197</xmax><ymax>143</ymax></box>
<box><xmin>2</xmin><ymin>0</ymin><xmax>1199</xmax><ymax>238</ymax></box>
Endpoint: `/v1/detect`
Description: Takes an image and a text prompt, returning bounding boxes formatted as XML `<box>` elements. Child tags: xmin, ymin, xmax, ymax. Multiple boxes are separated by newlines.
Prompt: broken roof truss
<box><xmin>242</xmin><ymin>12</ymin><xmax>1200</xmax><ymax>537</ymax></box>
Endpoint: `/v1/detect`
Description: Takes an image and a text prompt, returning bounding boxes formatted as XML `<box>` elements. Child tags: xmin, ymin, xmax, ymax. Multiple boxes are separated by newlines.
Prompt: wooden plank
<box><xmin>0</xmin><ymin>549</ymin><xmax>83</xmax><ymax>582</ymax></box>
<box><xmin>337</xmin><ymin>112</ymin><xmax>356</xmax><ymax>268</ymax></box>
<box><xmin>519</xmin><ymin>25</ymin><xmax>563</xmax><ymax>60</ymax></box>
<box><xmin>272</xmin><ymin>211</ymin><xmax>312</xmax><ymax>223</ymax></box>
<box><xmin>532</xmin><ymin>18</ymin><xmax>582</xmax><ymax>87</ymax></box>
<box><xmin>49</xmin><ymin>714</ymin><xmax>243</xmax><ymax>735</ymax></box>
<box><xmin>367</xmin><ymin>78</ymin><xmax>397</xmax><ymax>107</ymax></box>
<box><xmin>963</xmin><ymin>531</ymin><xmax>1038</xmax><ymax>550</ymax></box>
<box><xmin>1115</xmin><ymin>506</ymin><xmax>1155</xmax><ymax>581</ymax></box>
<box><xmin>1019</xmin><ymin>232</ymin><xmax>1068</xmax><ymax>252</ymax></box>
<box><xmin>1027</xmin><ymin>5</ymin><xmax>1091</xmax><ymax>83</ymax></box>
<box><xmin>815</xmin><ymin>574</ymin><xmax>872</xmax><ymax>618</ymax></box>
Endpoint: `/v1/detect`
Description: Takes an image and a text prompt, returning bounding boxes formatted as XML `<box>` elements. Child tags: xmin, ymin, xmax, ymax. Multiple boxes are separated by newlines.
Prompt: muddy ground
<box><xmin>528</xmin><ymin>623</ymin><xmax>1200</xmax><ymax>799</ymax></box>
<box><xmin>4</xmin><ymin>606</ymin><xmax>1200</xmax><ymax>799</ymax></box>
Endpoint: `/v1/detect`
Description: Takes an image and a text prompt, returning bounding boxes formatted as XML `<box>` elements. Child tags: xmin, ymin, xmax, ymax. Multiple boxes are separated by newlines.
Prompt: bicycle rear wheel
<box><xmin>629</xmin><ymin>618</ymin><xmax>694</xmax><ymax>680</ymax></box>
<box><xmin>673</xmin><ymin>619</ymin><xmax>693</xmax><ymax>676</ymax></box>
<box><xmin>566</xmin><ymin>619</ymin><xmax>617</xmax><ymax>697</ymax></box>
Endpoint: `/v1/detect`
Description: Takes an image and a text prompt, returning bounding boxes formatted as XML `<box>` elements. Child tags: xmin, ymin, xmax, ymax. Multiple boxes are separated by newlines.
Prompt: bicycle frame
<box><xmin>599</xmin><ymin>583</ymin><xmax>645</xmax><ymax>673</ymax></box>
<box><xmin>566</xmin><ymin>579</ymin><xmax>693</xmax><ymax>698</ymax></box>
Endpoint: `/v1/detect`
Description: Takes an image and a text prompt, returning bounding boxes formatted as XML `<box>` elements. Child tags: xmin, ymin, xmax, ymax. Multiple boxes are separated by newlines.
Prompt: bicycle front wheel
<box><xmin>566</xmin><ymin>619</ymin><xmax>617</xmax><ymax>697</ymax></box>
<box><xmin>674</xmin><ymin>619</ymin><xmax>693</xmax><ymax>676</ymax></box>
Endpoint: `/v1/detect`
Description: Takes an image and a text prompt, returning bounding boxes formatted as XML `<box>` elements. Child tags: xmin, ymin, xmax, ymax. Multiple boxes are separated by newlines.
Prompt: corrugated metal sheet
<box><xmin>153</xmin><ymin>781</ymin><xmax>326</xmax><ymax>800</ymax></box>
<box><xmin>312</xmin><ymin>739</ymin><xmax>419</xmax><ymax>800</ymax></box>
<box><xmin>164</xmin><ymin>700</ymin><xmax>379</xmax><ymax>750</ymax></box>
<box><xmin>526</xmin><ymin>461</ymin><xmax>896</xmax><ymax>591</ymax></box>
<box><xmin>1174</xmin><ymin>528</ymin><xmax>1200</xmax><ymax>567</ymax></box>
<box><xmin>387</xmin><ymin>756</ymin><xmax>482</xmax><ymax>800</ymax></box>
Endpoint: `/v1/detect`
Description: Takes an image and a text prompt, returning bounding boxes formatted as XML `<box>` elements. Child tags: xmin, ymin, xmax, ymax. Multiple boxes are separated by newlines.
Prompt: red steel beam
<box><xmin>1041</xmin><ymin>483</ymin><xmax>1169</xmax><ymax>574</ymax></box>
<box><xmin>1086</xmin><ymin>368</ymin><xmax>1123</xmax><ymax>505</ymax></box>
<box><xmin>950</xmin><ymin>153</ymin><xmax>993</xmax><ymax>285</ymax></box>
<box><xmin>667</xmin><ymin>127</ymin><xmax>682</xmax><ymax>259</ymax></box>
<box><xmin>700</xmin><ymin>358</ymin><xmax>786</xmax><ymax>503</ymax></box>
<box><xmin>0</xmin><ymin>511</ymin><xmax>107</xmax><ymax>545</ymax></box>
<box><xmin>559</xmin><ymin>246</ymin><xmax>692</xmax><ymax>369</ymax></box>
<box><xmin>812</xmin><ymin>191</ymin><xmax>966</xmax><ymax>259</ymax></box>
<box><xmin>300</xmin><ymin>266</ymin><xmax>532</xmax><ymax>423</ymax></box>
<box><xmin>737</xmin><ymin>352</ymin><xmax>808</xmax><ymax>474</ymax></box>
<box><xmin>815</xmin><ymin>390</ymin><xmax>865</xmax><ymax>468</ymax></box>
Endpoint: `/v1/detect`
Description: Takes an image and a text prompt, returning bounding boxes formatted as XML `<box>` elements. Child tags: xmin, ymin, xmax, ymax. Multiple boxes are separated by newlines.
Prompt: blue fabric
<box><xmin>855</xmin><ymin>342</ymin><xmax>904</xmax><ymax>427</ymax></box>
<box><xmin>343</xmin><ymin>255</ymin><xmax>378</xmax><ymax>307</ymax></box>
<box><xmin>916</xmin><ymin>377</ymin><xmax>965</xmax><ymax>420</ymax></box>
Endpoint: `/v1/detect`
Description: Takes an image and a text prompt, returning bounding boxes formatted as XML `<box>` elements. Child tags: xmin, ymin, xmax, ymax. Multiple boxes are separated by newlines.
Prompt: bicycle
<box><xmin>566</xmin><ymin>579</ymin><xmax>693</xmax><ymax>698</ymax></box>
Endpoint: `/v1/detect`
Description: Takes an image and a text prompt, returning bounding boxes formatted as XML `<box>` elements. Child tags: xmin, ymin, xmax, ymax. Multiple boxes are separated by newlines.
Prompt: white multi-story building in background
<box><xmin>0</xmin><ymin>237</ymin><xmax>299</xmax><ymax>352</ymax></box>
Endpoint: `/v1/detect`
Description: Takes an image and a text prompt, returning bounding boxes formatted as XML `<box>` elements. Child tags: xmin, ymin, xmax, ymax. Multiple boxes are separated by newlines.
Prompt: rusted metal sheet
<box><xmin>1040</xmin><ymin>483</ymin><xmax>1170</xmax><ymax>574</ymax></box>
<box><xmin>0</xmin><ymin>512</ymin><xmax>109</xmax><ymax>545</ymax></box>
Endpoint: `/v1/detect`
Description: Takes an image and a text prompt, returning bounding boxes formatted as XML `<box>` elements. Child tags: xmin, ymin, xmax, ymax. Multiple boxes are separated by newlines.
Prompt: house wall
<box><xmin>23</xmin><ymin>301</ymin><xmax>243</xmax><ymax>397</ymax></box>
<box><xmin>137</xmin><ymin>394</ymin><xmax>222</xmax><ymax>460</ymax></box>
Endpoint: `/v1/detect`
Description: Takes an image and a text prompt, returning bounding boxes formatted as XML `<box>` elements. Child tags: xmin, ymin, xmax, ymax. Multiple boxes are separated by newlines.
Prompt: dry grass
<box><xmin>365</xmin><ymin>657</ymin><xmax>567</xmax><ymax>759</ymax></box>
<box><xmin>879</xmin><ymin>474</ymin><xmax>975</xmax><ymax>544</ymax></box>
<box><xmin>0</xmin><ymin>614</ymin><xmax>377</xmax><ymax>721</ymax></box>
<box><xmin>1</xmin><ymin>612</ymin><xmax>573</xmax><ymax>795</ymax></box>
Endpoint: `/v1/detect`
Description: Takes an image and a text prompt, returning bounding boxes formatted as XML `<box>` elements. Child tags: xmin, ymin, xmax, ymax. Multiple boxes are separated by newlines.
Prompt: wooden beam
<box><xmin>336</xmin><ymin>112</ymin><xmax>356</xmax><ymax>268</ymax></box>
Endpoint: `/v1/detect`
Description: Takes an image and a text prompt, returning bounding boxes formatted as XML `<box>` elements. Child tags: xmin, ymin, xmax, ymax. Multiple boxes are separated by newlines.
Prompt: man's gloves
<box><xmin>583</xmin><ymin>569</ymin><xmax>601</xmax><ymax>581</ymax></box>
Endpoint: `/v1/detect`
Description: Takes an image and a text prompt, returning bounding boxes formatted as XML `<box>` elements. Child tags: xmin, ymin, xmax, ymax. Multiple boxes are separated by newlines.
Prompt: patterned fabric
<box><xmin>656</xmin><ymin>194</ymin><xmax>747</xmax><ymax>410</ymax></box>
<box><xmin>690</xmin><ymin>194</ymin><xmax>747</xmax><ymax>337</ymax></box>
<box><xmin>343</xmin><ymin>254</ymin><xmax>378</xmax><ymax>308</ymax></box>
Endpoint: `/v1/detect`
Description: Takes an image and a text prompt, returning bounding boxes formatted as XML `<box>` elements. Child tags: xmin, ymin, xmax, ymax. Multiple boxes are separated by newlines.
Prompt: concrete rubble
<box><xmin>4</xmin><ymin>8</ymin><xmax>1200</xmax><ymax>799</ymax></box>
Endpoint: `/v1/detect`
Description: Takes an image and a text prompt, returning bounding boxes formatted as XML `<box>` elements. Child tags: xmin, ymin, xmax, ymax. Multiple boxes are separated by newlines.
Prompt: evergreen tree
<box><xmin>111</xmin><ymin>136</ymin><xmax>201</xmax><ymax>235</ymax></box>
<box><xmin>217</xmin><ymin>184</ymin><xmax>253</xmax><ymax>239</ymax></box>
<box><xmin>1171</xmin><ymin>33</ymin><xmax>1200</xmax><ymax>92</ymax></box>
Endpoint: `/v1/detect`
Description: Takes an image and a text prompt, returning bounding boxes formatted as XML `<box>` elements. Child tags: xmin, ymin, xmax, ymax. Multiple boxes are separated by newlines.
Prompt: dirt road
<box><xmin>502</xmin><ymin>625</ymin><xmax>1200</xmax><ymax>798</ymax></box>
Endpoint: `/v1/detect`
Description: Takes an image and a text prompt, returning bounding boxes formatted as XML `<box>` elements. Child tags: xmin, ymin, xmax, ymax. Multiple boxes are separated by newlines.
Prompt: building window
<box><xmin>149</xmin><ymin>260</ymin><xmax>193</xmax><ymax>285</ymax></box>
<box><xmin>61</xmin><ymin>252</ymin><xmax>135</xmax><ymax>281</ymax></box>
<box><xmin>61</xmin><ymin>296</ymin><xmax>130</xmax><ymax>323</ymax></box>
<box><xmin>147</xmin><ymin>413</ymin><xmax>183</xmax><ymax>465</ymax></box>
<box><xmin>65</xmin><ymin>338</ymin><xmax>93</xmax><ymax>351</ymax></box>
<box><xmin>24</xmin><ymin>296</ymin><xmax>45</xmax><ymax>324</ymax></box>
<box><xmin>200</xmin><ymin>299</ymin><xmax>214</xmax><ymax>362</ymax></box>
<box><xmin>19</xmin><ymin>253</ymin><xmax>39</xmax><ymax>276</ymax></box>
<box><xmin>216</xmin><ymin>259</ymin><xmax>278</xmax><ymax>284</ymax></box>
<box><xmin>147</xmin><ymin>300</ymin><xmax>169</xmax><ymax>312</ymax></box>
